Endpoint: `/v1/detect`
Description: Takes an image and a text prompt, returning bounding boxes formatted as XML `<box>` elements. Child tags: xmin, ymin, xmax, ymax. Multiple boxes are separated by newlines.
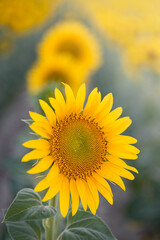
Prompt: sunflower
<box><xmin>81</xmin><ymin>0</ymin><xmax>160</xmax><ymax>73</ymax></box>
<box><xmin>125</xmin><ymin>37</ymin><xmax>160</xmax><ymax>73</ymax></box>
<box><xmin>0</xmin><ymin>0</ymin><xmax>59</xmax><ymax>32</ymax></box>
<box><xmin>22</xmin><ymin>83</ymin><xmax>139</xmax><ymax>217</ymax></box>
<box><xmin>38</xmin><ymin>21</ymin><xmax>101</xmax><ymax>72</ymax></box>
<box><xmin>27</xmin><ymin>56</ymin><xmax>87</xmax><ymax>94</ymax></box>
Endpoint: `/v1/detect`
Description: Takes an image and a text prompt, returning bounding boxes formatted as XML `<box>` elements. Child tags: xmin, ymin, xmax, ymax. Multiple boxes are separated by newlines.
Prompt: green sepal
<box><xmin>22</xmin><ymin>119</ymin><xmax>34</xmax><ymax>125</ymax></box>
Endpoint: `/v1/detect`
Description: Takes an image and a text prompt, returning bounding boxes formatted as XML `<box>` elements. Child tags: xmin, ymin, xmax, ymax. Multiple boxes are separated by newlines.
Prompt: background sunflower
<box><xmin>27</xmin><ymin>56</ymin><xmax>88</xmax><ymax>95</ymax></box>
<box><xmin>0</xmin><ymin>0</ymin><xmax>59</xmax><ymax>33</ymax></box>
<box><xmin>38</xmin><ymin>21</ymin><xmax>102</xmax><ymax>72</ymax></box>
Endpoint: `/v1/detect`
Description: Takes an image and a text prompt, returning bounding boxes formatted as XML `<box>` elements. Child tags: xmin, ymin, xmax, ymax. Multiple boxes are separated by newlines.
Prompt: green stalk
<box><xmin>45</xmin><ymin>196</ymin><xmax>57</xmax><ymax>240</ymax></box>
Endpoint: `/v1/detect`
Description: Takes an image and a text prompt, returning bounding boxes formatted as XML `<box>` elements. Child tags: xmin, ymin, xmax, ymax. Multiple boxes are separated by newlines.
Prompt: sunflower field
<box><xmin>0</xmin><ymin>1</ymin><xmax>160</xmax><ymax>240</ymax></box>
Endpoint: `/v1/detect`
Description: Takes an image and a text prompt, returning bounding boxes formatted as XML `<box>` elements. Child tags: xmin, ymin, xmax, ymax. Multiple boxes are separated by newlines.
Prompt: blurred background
<box><xmin>0</xmin><ymin>0</ymin><xmax>160</xmax><ymax>239</ymax></box>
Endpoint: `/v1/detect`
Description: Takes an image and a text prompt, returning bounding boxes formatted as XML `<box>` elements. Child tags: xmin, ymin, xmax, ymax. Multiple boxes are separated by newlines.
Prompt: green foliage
<box><xmin>3</xmin><ymin>189</ymin><xmax>117</xmax><ymax>240</ymax></box>
<box><xmin>3</xmin><ymin>188</ymin><xmax>57</xmax><ymax>240</ymax></box>
<box><xmin>4</xmin><ymin>188</ymin><xmax>56</xmax><ymax>222</ymax></box>
<box><xmin>127</xmin><ymin>177</ymin><xmax>160</xmax><ymax>229</ymax></box>
<box><xmin>59</xmin><ymin>210</ymin><xmax>116</xmax><ymax>240</ymax></box>
<box><xmin>5</xmin><ymin>220</ymin><xmax>44</xmax><ymax>240</ymax></box>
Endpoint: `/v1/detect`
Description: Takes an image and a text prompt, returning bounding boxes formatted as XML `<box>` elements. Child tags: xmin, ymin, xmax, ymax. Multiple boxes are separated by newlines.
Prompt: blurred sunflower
<box><xmin>27</xmin><ymin>57</ymin><xmax>87</xmax><ymax>94</ymax></box>
<box><xmin>0</xmin><ymin>36</ymin><xmax>12</xmax><ymax>54</ymax></box>
<box><xmin>22</xmin><ymin>83</ymin><xmax>139</xmax><ymax>217</ymax></box>
<box><xmin>38</xmin><ymin>21</ymin><xmax>102</xmax><ymax>72</ymax></box>
<box><xmin>82</xmin><ymin>0</ymin><xmax>160</xmax><ymax>73</ymax></box>
<box><xmin>0</xmin><ymin>0</ymin><xmax>59</xmax><ymax>32</ymax></box>
<box><xmin>125</xmin><ymin>37</ymin><xmax>160</xmax><ymax>73</ymax></box>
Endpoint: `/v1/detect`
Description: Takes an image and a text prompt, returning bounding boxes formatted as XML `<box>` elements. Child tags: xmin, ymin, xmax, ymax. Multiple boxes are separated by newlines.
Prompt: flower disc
<box><xmin>50</xmin><ymin>114</ymin><xmax>107</xmax><ymax>179</ymax></box>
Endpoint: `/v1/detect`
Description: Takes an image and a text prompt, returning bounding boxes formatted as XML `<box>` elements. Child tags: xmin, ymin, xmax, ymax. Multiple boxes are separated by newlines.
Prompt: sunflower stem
<box><xmin>45</xmin><ymin>196</ymin><xmax>57</xmax><ymax>240</ymax></box>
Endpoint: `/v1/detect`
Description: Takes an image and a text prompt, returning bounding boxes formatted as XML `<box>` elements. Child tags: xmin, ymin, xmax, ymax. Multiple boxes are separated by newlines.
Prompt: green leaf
<box><xmin>6</xmin><ymin>220</ymin><xmax>44</xmax><ymax>240</ymax></box>
<box><xmin>4</xmin><ymin>188</ymin><xmax>56</xmax><ymax>222</ymax></box>
<box><xmin>60</xmin><ymin>210</ymin><xmax>116</xmax><ymax>240</ymax></box>
<box><xmin>22</xmin><ymin>119</ymin><xmax>34</xmax><ymax>125</ymax></box>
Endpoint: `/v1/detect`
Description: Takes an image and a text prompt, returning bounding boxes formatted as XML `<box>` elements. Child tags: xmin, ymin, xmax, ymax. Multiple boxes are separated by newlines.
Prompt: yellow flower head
<box><xmin>27</xmin><ymin>56</ymin><xmax>87</xmax><ymax>94</ymax></box>
<box><xmin>0</xmin><ymin>0</ymin><xmax>58</xmax><ymax>32</ymax></box>
<box><xmin>38</xmin><ymin>21</ymin><xmax>102</xmax><ymax>72</ymax></box>
<box><xmin>22</xmin><ymin>83</ymin><xmax>140</xmax><ymax>217</ymax></box>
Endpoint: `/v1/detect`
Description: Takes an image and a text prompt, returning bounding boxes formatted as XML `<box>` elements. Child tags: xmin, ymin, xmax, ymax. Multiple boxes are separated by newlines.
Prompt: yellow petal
<box><xmin>87</xmin><ymin>91</ymin><xmax>101</xmax><ymax>117</ymax></box>
<box><xmin>29</xmin><ymin>111</ymin><xmax>48</xmax><ymax>123</ymax></box>
<box><xmin>105</xmin><ymin>117</ymin><xmax>132</xmax><ymax>135</ymax></box>
<box><xmin>29</xmin><ymin>123</ymin><xmax>51</xmax><ymax>139</ymax></box>
<box><xmin>108</xmin><ymin>143</ymin><xmax>140</xmax><ymax>155</ymax></box>
<box><xmin>83</xmin><ymin>88</ymin><xmax>100</xmax><ymax>116</ymax></box>
<box><xmin>49</xmin><ymin>97</ymin><xmax>64</xmax><ymax>121</ymax></box>
<box><xmin>85</xmin><ymin>182</ymin><xmax>96</xmax><ymax>215</ymax></box>
<box><xmin>33</xmin><ymin>121</ymin><xmax>53</xmax><ymax>134</ymax></box>
<box><xmin>100</xmin><ymin>107</ymin><xmax>123</xmax><ymax>127</ymax></box>
<box><xmin>64</xmin><ymin>83</ymin><xmax>75</xmax><ymax>114</ymax></box>
<box><xmin>107</xmin><ymin>135</ymin><xmax>137</xmax><ymax>144</ymax></box>
<box><xmin>29</xmin><ymin>112</ymin><xmax>52</xmax><ymax>133</ymax></box>
<box><xmin>76</xmin><ymin>84</ymin><xmax>86</xmax><ymax>113</ymax></box>
<box><xmin>22</xmin><ymin>139</ymin><xmax>50</xmax><ymax>150</ymax></box>
<box><xmin>49</xmin><ymin>97</ymin><xmax>56</xmax><ymax>112</ymax></box>
<box><xmin>83</xmin><ymin>88</ymin><xmax>97</xmax><ymax>112</ymax></box>
<box><xmin>70</xmin><ymin>178</ymin><xmax>79</xmax><ymax>216</ymax></box>
<box><xmin>22</xmin><ymin>149</ymin><xmax>49</xmax><ymax>162</ymax></box>
<box><xmin>34</xmin><ymin>177</ymin><xmax>49</xmax><ymax>192</ymax></box>
<box><xmin>124</xmin><ymin>165</ymin><xmax>138</xmax><ymax>174</ymax></box>
<box><xmin>59</xmin><ymin>176</ymin><xmax>70</xmax><ymax>217</ymax></box>
<box><xmin>42</xmin><ymin>174</ymin><xmax>63</xmax><ymax>202</ymax></box>
<box><xmin>55</xmin><ymin>88</ymin><xmax>66</xmax><ymax>111</ymax></box>
<box><xmin>39</xmin><ymin>99</ymin><xmax>56</xmax><ymax>126</ymax></box>
<box><xmin>92</xmin><ymin>173</ymin><xmax>113</xmax><ymax>196</ymax></box>
<box><xmin>76</xmin><ymin>178</ymin><xmax>87</xmax><ymax>211</ymax></box>
<box><xmin>94</xmin><ymin>93</ymin><xmax>113</xmax><ymax>120</ymax></box>
<box><xmin>27</xmin><ymin>156</ymin><xmax>53</xmax><ymax>174</ymax></box>
<box><xmin>45</xmin><ymin>162</ymin><xmax>59</xmax><ymax>182</ymax></box>
<box><xmin>34</xmin><ymin>162</ymin><xmax>59</xmax><ymax>192</ymax></box>
<box><xmin>107</xmin><ymin>146</ymin><xmax>138</xmax><ymax>160</ymax></box>
<box><xmin>98</xmin><ymin>165</ymin><xmax>126</xmax><ymax>191</ymax></box>
<box><xmin>106</xmin><ymin>155</ymin><xmax>138</xmax><ymax>173</ymax></box>
<box><xmin>92</xmin><ymin>177</ymin><xmax>113</xmax><ymax>205</ymax></box>
<box><xmin>87</xmin><ymin>177</ymin><xmax>99</xmax><ymax>210</ymax></box>
<box><xmin>104</xmin><ymin>162</ymin><xmax>135</xmax><ymax>180</ymax></box>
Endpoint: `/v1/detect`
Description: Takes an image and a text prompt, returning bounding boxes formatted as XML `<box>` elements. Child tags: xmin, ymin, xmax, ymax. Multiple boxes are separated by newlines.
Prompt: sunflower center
<box><xmin>45</xmin><ymin>70</ymin><xmax>67</xmax><ymax>83</ymax></box>
<box><xmin>57</xmin><ymin>41</ymin><xmax>81</xmax><ymax>58</ymax></box>
<box><xmin>147</xmin><ymin>51</ymin><xmax>157</xmax><ymax>61</ymax></box>
<box><xmin>50</xmin><ymin>114</ymin><xmax>107</xmax><ymax>180</ymax></box>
